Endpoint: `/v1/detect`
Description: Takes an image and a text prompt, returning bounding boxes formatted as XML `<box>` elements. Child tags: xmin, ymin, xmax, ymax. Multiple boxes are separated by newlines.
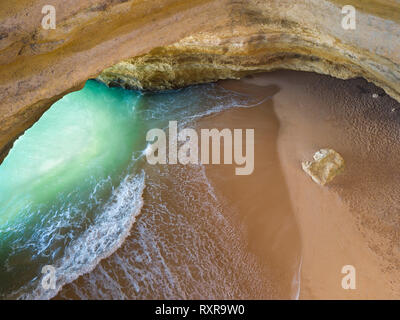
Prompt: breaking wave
<box><xmin>0</xmin><ymin>80</ymin><xmax>265</xmax><ymax>299</ymax></box>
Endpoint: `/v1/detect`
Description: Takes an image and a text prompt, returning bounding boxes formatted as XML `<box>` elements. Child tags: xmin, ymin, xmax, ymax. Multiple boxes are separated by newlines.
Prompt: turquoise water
<box><xmin>0</xmin><ymin>80</ymin><xmax>263</xmax><ymax>299</ymax></box>
<box><xmin>0</xmin><ymin>81</ymin><xmax>148</xmax><ymax>298</ymax></box>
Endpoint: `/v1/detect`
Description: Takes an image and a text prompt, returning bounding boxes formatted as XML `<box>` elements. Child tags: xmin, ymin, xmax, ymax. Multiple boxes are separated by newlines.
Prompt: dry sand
<box><xmin>211</xmin><ymin>70</ymin><xmax>400</xmax><ymax>299</ymax></box>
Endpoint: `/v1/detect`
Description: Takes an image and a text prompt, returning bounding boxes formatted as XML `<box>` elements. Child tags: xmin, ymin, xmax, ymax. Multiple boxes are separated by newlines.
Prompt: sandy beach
<box><xmin>212</xmin><ymin>70</ymin><xmax>400</xmax><ymax>299</ymax></box>
<box><xmin>55</xmin><ymin>70</ymin><xmax>400</xmax><ymax>299</ymax></box>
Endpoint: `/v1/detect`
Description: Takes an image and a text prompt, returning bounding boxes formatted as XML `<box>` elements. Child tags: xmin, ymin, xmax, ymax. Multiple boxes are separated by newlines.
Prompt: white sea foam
<box><xmin>6</xmin><ymin>82</ymin><xmax>271</xmax><ymax>299</ymax></box>
<box><xmin>53</xmin><ymin>86</ymin><xmax>271</xmax><ymax>299</ymax></box>
<box><xmin>14</xmin><ymin>172</ymin><xmax>146</xmax><ymax>300</ymax></box>
<box><xmin>56</xmin><ymin>161</ymin><xmax>275</xmax><ymax>300</ymax></box>
<box><xmin>292</xmin><ymin>256</ymin><xmax>303</xmax><ymax>300</ymax></box>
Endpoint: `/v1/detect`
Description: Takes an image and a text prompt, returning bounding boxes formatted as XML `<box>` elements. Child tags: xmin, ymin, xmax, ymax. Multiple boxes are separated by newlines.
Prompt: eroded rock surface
<box><xmin>302</xmin><ymin>149</ymin><xmax>345</xmax><ymax>186</ymax></box>
<box><xmin>1</xmin><ymin>0</ymin><xmax>400</xmax><ymax>163</ymax></box>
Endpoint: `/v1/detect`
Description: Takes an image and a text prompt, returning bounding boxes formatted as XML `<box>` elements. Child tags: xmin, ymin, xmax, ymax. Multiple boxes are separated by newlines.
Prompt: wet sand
<box><xmin>58</xmin><ymin>70</ymin><xmax>400</xmax><ymax>299</ymax></box>
<box><xmin>196</xmin><ymin>88</ymin><xmax>302</xmax><ymax>299</ymax></box>
<box><xmin>215</xmin><ymin>70</ymin><xmax>400</xmax><ymax>299</ymax></box>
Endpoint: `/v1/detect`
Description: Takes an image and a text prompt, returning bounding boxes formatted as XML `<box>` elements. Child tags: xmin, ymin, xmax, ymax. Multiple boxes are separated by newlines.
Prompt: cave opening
<box><xmin>0</xmin><ymin>70</ymin><xmax>399</xmax><ymax>299</ymax></box>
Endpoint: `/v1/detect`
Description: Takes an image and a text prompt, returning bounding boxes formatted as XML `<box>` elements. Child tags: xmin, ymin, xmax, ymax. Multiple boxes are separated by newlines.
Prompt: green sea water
<box><xmin>0</xmin><ymin>79</ymin><xmax>260</xmax><ymax>299</ymax></box>
<box><xmin>0</xmin><ymin>80</ymin><xmax>148</xmax><ymax>298</ymax></box>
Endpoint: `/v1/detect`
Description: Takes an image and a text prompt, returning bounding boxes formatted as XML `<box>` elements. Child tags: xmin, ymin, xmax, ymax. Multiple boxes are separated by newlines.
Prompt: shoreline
<box><xmin>57</xmin><ymin>70</ymin><xmax>400</xmax><ymax>299</ymax></box>
<box><xmin>214</xmin><ymin>70</ymin><xmax>400</xmax><ymax>299</ymax></box>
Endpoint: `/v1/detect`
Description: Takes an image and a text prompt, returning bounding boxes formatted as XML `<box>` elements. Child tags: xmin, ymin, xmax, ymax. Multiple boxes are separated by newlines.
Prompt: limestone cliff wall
<box><xmin>0</xmin><ymin>0</ymin><xmax>400</xmax><ymax>163</ymax></box>
<box><xmin>99</xmin><ymin>0</ymin><xmax>400</xmax><ymax>98</ymax></box>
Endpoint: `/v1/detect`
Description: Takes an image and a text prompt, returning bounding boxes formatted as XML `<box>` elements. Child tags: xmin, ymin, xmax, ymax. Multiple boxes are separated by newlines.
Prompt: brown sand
<box><xmin>215</xmin><ymin>70</ymin><xmax>400</xmax><ymax>299</ymax></box>
<box><xmin>195</xmin><ymin>91</ymin><xmax>302</xmax><ymax>299</ymax></box>
<box><xmin>58</xmin><ymin>70</ymin><xmax>400</xmax><ymax>300</ymax></box>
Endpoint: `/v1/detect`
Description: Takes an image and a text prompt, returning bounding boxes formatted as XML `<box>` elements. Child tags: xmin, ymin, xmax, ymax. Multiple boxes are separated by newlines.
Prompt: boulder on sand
<box><xmin>302</xmin><ymin>149</ymin><xmax>345</xmax><ymax>186</ymax></box>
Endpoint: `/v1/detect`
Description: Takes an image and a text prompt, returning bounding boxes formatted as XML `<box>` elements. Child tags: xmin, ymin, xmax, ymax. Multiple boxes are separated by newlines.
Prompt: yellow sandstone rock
<box><xmin>302</xmin><ymin>149</ymin><xmax>345</xmax><ymax>186</ymax></box>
